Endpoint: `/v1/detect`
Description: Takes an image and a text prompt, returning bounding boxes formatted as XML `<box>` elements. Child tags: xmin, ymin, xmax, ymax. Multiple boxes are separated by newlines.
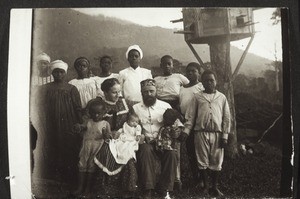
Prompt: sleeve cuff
<box><xmin>221</xmin><ymin>133</ymin><xmax>228</xmax><ymax>139</ymax></box>
<box><xmin>183</xmin><ymin>128</ymin><xmax>191</xmax><ymax>135</ymax></box>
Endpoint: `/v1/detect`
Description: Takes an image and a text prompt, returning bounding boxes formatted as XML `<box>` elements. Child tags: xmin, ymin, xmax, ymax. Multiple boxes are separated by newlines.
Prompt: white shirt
<box><xmin>119</xmin><ymin>66</ymin><xmax>152</xmax><ymax>102</ymax></box>
<box><xmin>179</xmin><ymin>82</ymin><xmax>204</xmax><ymax>115</ymax></box>
<box><xmin>154</xmin><ymin>74</ymin><xmax>189</xmax><ymax>100</ymax></box>
<box><xmin>93</xmin><ymin>73</ymin><xmax>119</xmax><ymax>98</ymax></box>
<box><xmin>69</xmin><ymin>78</ymin><xmax>99</xmax><ymax>108</ymax></box>
<box><xmin>133</xmin><ymin>99</ymin><xmax>171</xmax><ymax>141</ymax></box>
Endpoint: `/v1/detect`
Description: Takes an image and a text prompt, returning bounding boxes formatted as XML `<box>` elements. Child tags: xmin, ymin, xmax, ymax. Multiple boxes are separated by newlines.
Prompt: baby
<box><xmin>109</xmin><ymin>112</ymin><xmax>142</xmax><ymax>165</ymax></box>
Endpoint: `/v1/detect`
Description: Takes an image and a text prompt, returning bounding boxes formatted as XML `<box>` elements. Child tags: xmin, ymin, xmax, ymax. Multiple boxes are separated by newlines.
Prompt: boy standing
<box><xmin>183</xmin><ymin>70</ymin><xmax>231</xmax><ymax>197</ymax></box>
<box><xmin>119</xmin><ymin>45</ymin><xmax>152</xmax><ymax>104</ymax></box>
<box><xmin>154</xmin><ymin>55</ymin><xmax>189</xmax><ymax>109</ymax></box>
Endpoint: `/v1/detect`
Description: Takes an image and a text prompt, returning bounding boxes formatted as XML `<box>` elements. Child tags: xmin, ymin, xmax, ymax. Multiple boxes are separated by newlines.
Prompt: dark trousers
<box><xmin>137</xmin><ymin>143</ymin><xmax>177</xmax><ymax>191</ymax></box>
<box><xmin>185</xmin><ymin>130</ymin><xmax>199</xmax><ymax>182</ymax></box>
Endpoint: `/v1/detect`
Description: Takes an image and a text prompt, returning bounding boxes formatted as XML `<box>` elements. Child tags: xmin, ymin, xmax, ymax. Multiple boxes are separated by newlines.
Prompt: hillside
<box><xmin>32</xmin><ymin>8</ymin><xmax>273</xmax><ymax>80</ymax></box>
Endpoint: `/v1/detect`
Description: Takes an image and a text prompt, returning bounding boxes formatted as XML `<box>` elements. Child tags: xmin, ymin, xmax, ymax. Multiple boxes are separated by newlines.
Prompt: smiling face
<box><xmin>52</xmin><ymin>68</ymin><xmax>66</xmax><ymax>82</ymax></box>
<box><xmin>202</xmin><ymin>73</ymin><xmax>217</xmax><ymax>93</ymax></box>
<box><xmin>160</xmin><ymin>57</ymin><xmax>173</xmax><ymax>76</ymax></box>
<box><xmin>127</xmin><ymin>50</ymin><xmax>141</xmax><ymax>69</ymax></box>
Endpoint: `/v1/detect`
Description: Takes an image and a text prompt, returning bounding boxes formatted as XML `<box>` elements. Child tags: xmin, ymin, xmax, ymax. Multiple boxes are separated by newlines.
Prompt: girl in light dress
<box><xmin>72</xmin><ymin>100</ymin><xmax>111</xmax><ymax>197</ymax></box>
<box><xmin>69</xmin><ymin>57</ymin><xmax>99</xmax><ymax>109</ymax></box>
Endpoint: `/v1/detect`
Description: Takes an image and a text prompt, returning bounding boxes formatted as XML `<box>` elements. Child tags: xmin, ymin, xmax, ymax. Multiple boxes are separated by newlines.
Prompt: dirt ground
<box><xmin>31</xmin><ymin>140</ymin><xmax>282</xmax><ymax>199</ymax></box>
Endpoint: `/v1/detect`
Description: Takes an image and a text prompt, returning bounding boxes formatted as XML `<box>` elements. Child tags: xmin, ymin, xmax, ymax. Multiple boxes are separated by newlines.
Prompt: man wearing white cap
<box><xmin>32</xmin><ymin>52</ymin><xmax>54</xmax><ymax>86</ymax></box>
<box><xmin>119</xmin><ymin>45</ymin><xmax>152</xmax><ymax>104</ymax></box>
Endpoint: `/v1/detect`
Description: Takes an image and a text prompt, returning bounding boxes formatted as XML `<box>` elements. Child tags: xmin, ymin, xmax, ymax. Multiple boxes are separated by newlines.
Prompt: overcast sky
<box><xmin>73</xmin><ymin>8</ymin><xmax>282</xmax><ymax>61</ymax></box>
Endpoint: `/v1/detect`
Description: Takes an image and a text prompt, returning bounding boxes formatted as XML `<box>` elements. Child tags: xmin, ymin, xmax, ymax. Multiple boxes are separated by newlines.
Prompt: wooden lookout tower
<box><xmin>172</xmin><ymin>8</ymin><xmax>256</xmax><ymax>156</ymax></box>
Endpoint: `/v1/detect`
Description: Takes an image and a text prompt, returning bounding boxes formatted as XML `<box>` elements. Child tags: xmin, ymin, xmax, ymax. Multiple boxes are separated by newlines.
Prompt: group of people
<box><xmin>30</xmin><ymin>44</ymin><xmax>231</xmax><ymax>199</ymax></box>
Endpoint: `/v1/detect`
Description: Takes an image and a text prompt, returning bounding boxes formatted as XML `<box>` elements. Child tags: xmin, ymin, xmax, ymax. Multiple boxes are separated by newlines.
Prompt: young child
<box><xmin>179</xmin><ymin>62</ymin><xmax>204</xmax><ymax>115</ymax></box>
<box><xmin>184</xmin><ymin>70</ymin><xmax>231</xmax><ymax>197</ymax></box>
<box><xmin>156</xmin><ymin>108</ymin><xmax>184</xmax><ymax>191</ymax></box>
<box><xmin>154</xmin><ymin>55</ymin><xmax>189</xmax><ymax>109</ymax></box>
<box><xmin>72</xmin><ymin>100</ymin><xmax>111</xmax><ymax>197</ymax></box>
<box><xmin>94</xmin><ymin>55</ymin><xmax>119</xmax><ymax>99</ymax></box>
<box><xmin>109</xmin><ymin>112</ymin><xmax>142</xmax><ymax>165</ymax></box>
<box><xmin>119</xmin><ymin>45</ymin><xmax>152</xmax><ymax>104</ymax></box>
<box><xmin>69</xmin><ymin>57</ymin><xmax>99</xmax><ymax>109</ymax></box>
<box><xmin>179</xmin><ymin>62</ymin><xmax>204</xmax><ymax>186</ymax></box>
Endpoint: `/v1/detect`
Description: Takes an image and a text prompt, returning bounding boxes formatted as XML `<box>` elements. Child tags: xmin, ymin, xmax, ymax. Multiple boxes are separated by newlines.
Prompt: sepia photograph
<box><xmin>7</xmin><ymin>7</ymin><xmax>293</xmax><ymax>199</ymax></box>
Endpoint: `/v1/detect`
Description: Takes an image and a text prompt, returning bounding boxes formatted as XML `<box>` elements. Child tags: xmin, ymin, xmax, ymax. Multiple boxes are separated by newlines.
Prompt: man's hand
<box><xmin>178</xmin><ymin>132</ymin><xmax>188</xmax><ymax>142</ymax></box>
<box><xmin>220</xmin><ymin>138</ymin><xmax>228</xmax><ymax>148</ymax></box>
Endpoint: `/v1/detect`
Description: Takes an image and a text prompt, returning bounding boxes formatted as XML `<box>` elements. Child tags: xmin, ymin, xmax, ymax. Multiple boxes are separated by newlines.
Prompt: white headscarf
<box><xmin>50</xmin><ymin>60</ymin><xmax>68</xmax><ymax>73</ymax></box>
<box><xmin>125</xmin><ymin>45</ymin><xmax>143</xmax><ymax>59</ymax></box>
<box><xmin>36</xmin><ymin>53</ymin><xmax>51</xmax><ymax>63</ymax></box>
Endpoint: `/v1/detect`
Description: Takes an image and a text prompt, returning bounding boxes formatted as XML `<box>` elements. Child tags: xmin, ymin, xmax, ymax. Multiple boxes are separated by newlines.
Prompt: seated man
<box><xmin>133</xmin><ymin>79</ymin><xmax>188</xmax><ymax>199</ymax></box>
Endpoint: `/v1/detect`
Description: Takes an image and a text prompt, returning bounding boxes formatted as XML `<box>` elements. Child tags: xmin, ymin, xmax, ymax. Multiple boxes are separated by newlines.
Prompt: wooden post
<box><xmin>209</xmin><ymin>37</ymin><xmax>238</xmax><ymax>158</ymax></box>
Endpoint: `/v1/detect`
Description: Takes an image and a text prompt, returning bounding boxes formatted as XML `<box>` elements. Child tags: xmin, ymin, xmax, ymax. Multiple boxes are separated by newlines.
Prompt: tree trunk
<box><xmin>209</xmin><ymin>38</ymin><xmax>238</xmax><ymax>158</ymax></box>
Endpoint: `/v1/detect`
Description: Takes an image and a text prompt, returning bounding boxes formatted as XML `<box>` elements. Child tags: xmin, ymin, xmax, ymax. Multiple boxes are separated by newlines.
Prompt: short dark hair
<box><xmin>186</xmin><ymin>62</ymin><xmax>201</xmax><ymax>72</ymax></box>
<box><xmin>163</xmin><ymin>108</ymin><xmax>181</xmax><ymax>126</ymax></box>
<box><xmin>160</xmin><ymin>55</ymin><xmax>173</xmax><ymax>63</ymax></box>
<box><xmin>101</xmin><ymin>78</ymin><xmax>120</xmax><ymax>93</ymax></box>
<box><xmin>201</xmin><ymin>69</ymin><xmax>217</xmax><ymax>80</ymax></box>
<box><xmin>74</xmin><ymin>57</ymin><xmax>90</xmax><ymax>68</ymax></box>
<box><xmin>100</xmin><ymin>55</ymin><xmax>112</xmax><ymax>63</ymax></box>
<box><xmin>88</xmin><ymin>99</ymin><xmax>105</xmax><ymax>114</ymax></box>
<box><xmin>127</xmin><ymin>111</ymin><xmax>139</xmax><ymax>122</ymax></box>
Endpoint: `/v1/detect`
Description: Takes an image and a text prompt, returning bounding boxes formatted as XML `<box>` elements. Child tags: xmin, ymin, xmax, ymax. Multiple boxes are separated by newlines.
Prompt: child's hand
<box><xmin>220</xmin><ymin>138</ymin><xmax>228</xmax><ymax>148</ymax></box>
<box><xmin>72</xmin><ymin>123</ymin><xmax>82</xmax><ymax>134</ymax></box>
<box><xmin>136</xmin><ymin>135</ymin><xmax>141</xmax><ymax>141</ymax></box>
<box><xmin>177</xmin><ymin>132</ymin><xmax>188</xmax><ymax>142</ymax></box>
<box><xmin>139</xmin><ymin>135</ymin><xmax>145</xmax><ymax>144</ymax></box>
<box><xmin>102</xmin><ymin>127</ymin><xmax>112</xmax><ymax>139</ymax></box>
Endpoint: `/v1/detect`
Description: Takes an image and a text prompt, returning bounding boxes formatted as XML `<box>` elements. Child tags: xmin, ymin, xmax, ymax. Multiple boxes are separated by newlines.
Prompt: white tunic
<box><xmin>119</xmin><ymin>66</ymin><xmax>152</xmax><ymax>102</ymax></box>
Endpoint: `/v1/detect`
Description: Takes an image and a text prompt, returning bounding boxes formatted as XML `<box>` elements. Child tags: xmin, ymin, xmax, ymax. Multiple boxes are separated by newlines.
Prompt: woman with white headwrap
<box><xmin>36</xmin><ymin>60</ymin><xmax>83</xmax><ymax>185</ymax></box>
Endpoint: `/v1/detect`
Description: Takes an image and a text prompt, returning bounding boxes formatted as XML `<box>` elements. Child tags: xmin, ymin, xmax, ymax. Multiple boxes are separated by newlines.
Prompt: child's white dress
<box><xmin>109</xmin><ymin>122</ymin><xmax>141</xmax><ymax>164</ymax></box>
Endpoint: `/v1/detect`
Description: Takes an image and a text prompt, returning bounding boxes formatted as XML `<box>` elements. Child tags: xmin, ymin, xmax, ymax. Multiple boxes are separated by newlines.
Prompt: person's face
<box><xmin>127</xmin><ymin>116</ymin><xmax>139</xmax><ymax>127</ymax></box>
<box><xmin>128</xmin><ymin>50</ymin><xmax>141</xmax><ymax>69</ymax></box>
<box><xmin>75</xmin><ymin>60</ymin><xmax>90</xmax><ymax>78</ymax></box>
<box><xmin>104</xmin><ymin>83</ymin><xmax>122</xmax><ymax>103</ymax></box>
<box><xmin>100</xmin><ymin>58</ymin><xmax>112</xmax><ymax>73</ymax></box>
<box><xmin>186</xmin><ymin>66</ymin><xmax>200</xmax><ymax>83</ymax></box>
<box><xmin>52</xmin><ymin>68</ymin><xmax>66</xmax><ymax>82</ymax></box>
<box><xmin>202</xmin><ymin>74</ymin><xmax>217</xmax><ymax>93</ymax></box>
<box><xmin>37</xmin><ymin>60</ymin><xmax>50</xmax><ymax>77</ymax></box>
<box><xmin>160</xmin><ymin>57</ymin><xmax>173</xmax><ymax>76</ymax></box>
<box><xmin>142</xmin><ymin>86</ymin><xmax>157</xmax><ymax>107</ymax></box>
<box><xmin>89</xmin><ymin>105</ymin><xmax>105</xmax><ymax>122</ymax></box>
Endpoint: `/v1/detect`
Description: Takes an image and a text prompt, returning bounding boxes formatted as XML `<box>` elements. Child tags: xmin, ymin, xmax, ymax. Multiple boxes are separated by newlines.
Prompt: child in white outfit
<box><xmin>109</xmin><ymin>112</ymin><xmax>141</xmax><ymax>165</ymax></box>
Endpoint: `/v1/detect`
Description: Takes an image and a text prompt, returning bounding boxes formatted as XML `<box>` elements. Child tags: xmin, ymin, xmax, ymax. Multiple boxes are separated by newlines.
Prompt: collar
<box><xmin>103</xmin><ymin>98</ymin><xmax>117</xmax><ymax>105</ymax></box>
<box><xmin>128</xmin><ymin>66</ymin><xmax>140</xmax><ymax>71</ymax></box>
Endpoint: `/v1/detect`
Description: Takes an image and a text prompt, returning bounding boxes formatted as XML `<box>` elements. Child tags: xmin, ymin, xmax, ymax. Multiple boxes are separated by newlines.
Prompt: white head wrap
<box><xmin>50</xmin><ymin>60</ymin><xmax>68</xmax><ymax>73</ymax></box>
<box><xmin>125</xmin><ymin>45</ymin><xmax>143</xmax><ymax>59</ymax></box>
<box><xmin>36</xmin><ymin>53</ymin><xmax>51</xmax><ymax>63</ymax></box>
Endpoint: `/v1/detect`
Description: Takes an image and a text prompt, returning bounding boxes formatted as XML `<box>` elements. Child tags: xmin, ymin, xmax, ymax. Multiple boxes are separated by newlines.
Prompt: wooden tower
<box><xmin>173</xmin><ymin>8</ymin><xmax>256</xmax><ymax>157</ymax></box>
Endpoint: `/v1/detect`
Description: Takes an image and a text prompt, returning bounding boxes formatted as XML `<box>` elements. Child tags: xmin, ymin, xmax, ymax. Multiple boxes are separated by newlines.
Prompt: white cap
<box><xmin>50</xmin><ymin>60</ymin><xmax>68</xmax><ymax>73</ymax></box>
<box><xmin>36</xmin><ymin>53</ymin><xmax>51</xmax><ymax>63</ymax></box>
<box><xmin>125</xmin><ymin>45</ymin><xmax>143</xmax><ymax>59</ymax></box>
